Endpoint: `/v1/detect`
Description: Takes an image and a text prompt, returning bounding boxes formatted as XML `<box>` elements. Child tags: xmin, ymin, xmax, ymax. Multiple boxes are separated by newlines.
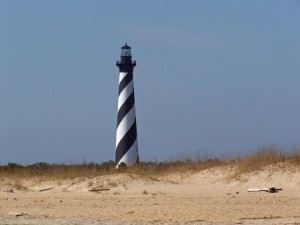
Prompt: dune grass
<box><xmin>233</xmin><ymin>146</ymin><xmax>300</xmax><ymax>177</ymax></box>
<box><xmin>0</xmin><ymin>146</ymin><xmax>299</xmax><ymax>180</ymax></box>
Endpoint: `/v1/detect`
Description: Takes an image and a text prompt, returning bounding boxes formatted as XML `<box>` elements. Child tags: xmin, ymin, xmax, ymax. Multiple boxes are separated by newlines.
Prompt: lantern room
<box><xmin>121</xmin><ymin>43</ymin><xmax>131</xmax><ymax>56</ymax></box>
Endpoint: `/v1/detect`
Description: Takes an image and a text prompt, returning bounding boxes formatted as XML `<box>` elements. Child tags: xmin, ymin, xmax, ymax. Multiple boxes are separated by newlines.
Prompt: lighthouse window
<box><xmin>121</xmin><ymin>49</ymin><xmax>131</xmax><ymax>56</ymax></box>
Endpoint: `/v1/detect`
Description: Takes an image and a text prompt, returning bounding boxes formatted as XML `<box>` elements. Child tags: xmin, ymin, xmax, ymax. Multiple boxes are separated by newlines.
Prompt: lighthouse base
<box><xmin>116</xmin><ymin>140</ymin><xmax>139</xmax><ymax>168</ymax></box>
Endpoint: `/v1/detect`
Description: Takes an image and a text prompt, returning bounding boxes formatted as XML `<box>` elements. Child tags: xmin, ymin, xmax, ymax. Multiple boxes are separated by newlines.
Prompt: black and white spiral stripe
<box><xmin>115</xmin><ymin>71</ymin><xmax>139</xmax><ymax>167</ymax></box>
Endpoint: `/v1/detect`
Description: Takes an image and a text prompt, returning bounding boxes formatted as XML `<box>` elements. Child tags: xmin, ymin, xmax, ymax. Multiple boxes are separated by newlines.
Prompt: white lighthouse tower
<box><xmin>115</xmin><ymin>43</ymin><xmax>139</xmax><ymax>167</ymax></box>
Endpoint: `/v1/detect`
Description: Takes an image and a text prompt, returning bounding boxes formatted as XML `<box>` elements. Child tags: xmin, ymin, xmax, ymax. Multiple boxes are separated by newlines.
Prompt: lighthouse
<box><xmin>115</xmin><ymin>43</ymin><xmax>139</xmax><ymax>167</ymax></box>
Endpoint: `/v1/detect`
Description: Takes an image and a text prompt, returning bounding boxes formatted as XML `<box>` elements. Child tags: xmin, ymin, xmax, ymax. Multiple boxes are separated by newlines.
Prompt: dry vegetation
<box><xmin>1</xmin><ymin>146</ymin><xmax>300</xmax><ymax>180</ymax></box>
<box><xmin>233</xmin><ymin>146</ymin><xmax>300</xmax><ymax>176</ymax></box>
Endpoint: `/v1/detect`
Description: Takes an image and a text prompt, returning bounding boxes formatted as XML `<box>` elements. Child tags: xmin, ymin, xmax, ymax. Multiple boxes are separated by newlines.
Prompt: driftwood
<box><xmin>89</xmin><ymin>188</ymin><xmax>110</xmax><ymax>192</ymax></box>
<box><xmin>248</xmin><ymin>187</ymin><xmax>282</xmax><ymax>193</ymax></box>
<box><xmin>9</xmin><ymin>212</ymin><xmax>27</xmax><ymax>217</ymax></box>
<box><xmin>39</xmin><ymin>187</ymin><xmax>54</xmax><ymax>192</ymax></box>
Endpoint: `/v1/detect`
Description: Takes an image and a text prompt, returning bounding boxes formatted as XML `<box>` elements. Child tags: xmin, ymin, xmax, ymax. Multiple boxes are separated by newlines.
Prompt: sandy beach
<box><xmin>1</xmin><ymin>165</ymin><xmax>300</xmax><ymax>225</ymax></box>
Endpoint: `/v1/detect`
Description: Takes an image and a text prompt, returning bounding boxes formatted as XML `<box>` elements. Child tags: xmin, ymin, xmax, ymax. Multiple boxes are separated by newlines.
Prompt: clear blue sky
<box><xmin>1</xmin><ymin>0</ymin><xmax>299</xmax><ymax>164</ymax></box>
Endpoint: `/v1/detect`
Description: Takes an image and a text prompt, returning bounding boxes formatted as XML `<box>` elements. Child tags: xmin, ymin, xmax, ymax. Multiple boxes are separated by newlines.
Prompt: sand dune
<box><xmin>1</xmin><ymin>165</ymin><xmax>300</xmax><ymax>224</ymax></box>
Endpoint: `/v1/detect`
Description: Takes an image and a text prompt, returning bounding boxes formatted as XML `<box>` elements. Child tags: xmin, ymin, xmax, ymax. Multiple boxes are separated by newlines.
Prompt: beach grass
<box><xmin>1</xmin><ymin>146</ymin><xmax>299</xmax><ymax>180</ymax></box>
